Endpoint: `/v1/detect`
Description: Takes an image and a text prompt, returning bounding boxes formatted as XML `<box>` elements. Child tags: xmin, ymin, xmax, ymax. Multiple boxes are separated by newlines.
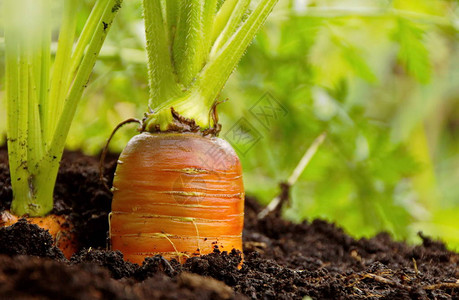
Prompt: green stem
<box><xmin>194</xmin><ymin>0</ymin><xmax>279</xmax><ymax>107</ymax></box>
<box><xmin>5</xmin><ymin>0</ymin><xmax>122</xmax><ymax>216</ymax></box>
<box><xmin>5</xmin><ymin>0</ymin><xmax>36</xmax><ymax>216</ymax></box>
<box><xmin>10</xmin><ymin>168</ymin><xmax>55</xmax><ymax>217</ymax></box>
<box><xmin>17</xmin><ymin>34</ymin><xmax>29</xmax><ymax>179</ymax></box>
<box><xmin>38</xmin><ymin>0</ymin><xmax>51</xmax><ymax>138</ymax></box>
<box><xmin>27</xmin><ymin>66</ymin><xmax>44</xmax><ymax>171</ymax></box>
<box><xmin>143</xmin><ymin>0</ymin><xmax>181</xmax><ymax>108</ymax></box>
<box><xmin>173</xmin><ymin>0</ymin><xmax>217</xmax><ymax>87</ymax></box>
<box><xmin>48</xmin><ymin>0</ymin><xmax>122</xmax><ymax>164</ymax></box>
<box><xmin>46</xmin><ymin>0</ymin><xmax>79</xmax><ymax>142</ymax></box>
<box><xmin>164</xmin><ymin>0</ymin><xmax>179</xmax><ymax>47</ymax></box>
<box><xmin>144</xmin><ymin>0</ymin><xmax>279</xmax><ymax>131</ymax></box>
<box><xmin>211</xmin><ymin>0</ymin><xmax>239</xmax><ymax>43</ymax></box>
<box><xmin>5</xmin><ymin>0</ymin><xmax>21</xmax><ymax>190</ymax></box>
<box><xmin>10</xmin><ymin>34</ymin><xmax>44</xmax><ymax>216</ymax></box>
<box><xmin>210</xmin><ymin>0</ymin><xmax>250</xmax><ymax>56</ymax></box>
<box><xmin>69</xmin><ymin>0</ymin><xmax>107</xmax><ymax>80</ymax></box>
<box><xmin>201</xmin><ymin>0</ymin><xmax>219</xmax><ymax>62</ymax></box>
<box><xmin>40</xmin><ymin>0</ymin><xmax>122</xmax><ymax>216</ymax></box>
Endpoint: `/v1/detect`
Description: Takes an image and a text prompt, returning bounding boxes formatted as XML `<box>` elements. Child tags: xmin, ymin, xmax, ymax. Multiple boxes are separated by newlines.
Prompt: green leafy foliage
<box><xmin>393</xmin><ymin>18</ymin><xmax>431</xmax><ymax>84</ymax></box>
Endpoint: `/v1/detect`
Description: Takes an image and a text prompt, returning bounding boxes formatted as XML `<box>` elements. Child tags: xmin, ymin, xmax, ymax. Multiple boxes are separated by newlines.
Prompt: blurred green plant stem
<box><xmin>4</xmin><ymin>0</ymin><xmax>122</xmax><ymax>216</ymax></box>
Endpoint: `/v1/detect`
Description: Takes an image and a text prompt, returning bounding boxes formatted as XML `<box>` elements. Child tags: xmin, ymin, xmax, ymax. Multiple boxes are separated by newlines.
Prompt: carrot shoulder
<box><xmin>110</xmin><ymin>132</ymin><xmax>244</xmax><ymax>264</ymax></box>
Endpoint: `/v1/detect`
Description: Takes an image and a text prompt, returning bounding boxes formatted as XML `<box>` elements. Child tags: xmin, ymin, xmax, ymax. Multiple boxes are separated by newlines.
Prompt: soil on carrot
<box><xmin>0</xmin><ymin>148</ymin><xmax>458</xmax><ymax>299</ymax></box>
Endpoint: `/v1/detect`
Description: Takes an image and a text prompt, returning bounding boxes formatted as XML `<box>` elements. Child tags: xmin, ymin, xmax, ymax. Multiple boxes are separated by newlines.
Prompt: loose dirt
<box><xmin>0</xmin><ymin>148</ymin><xmax>458</xmax><ymax>299</ymax></box>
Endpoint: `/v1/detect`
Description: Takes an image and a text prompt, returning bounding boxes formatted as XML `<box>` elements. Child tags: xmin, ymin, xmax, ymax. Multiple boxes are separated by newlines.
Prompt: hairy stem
<box><xmin>143</xmin><ymin>0</ymin><xmax>279</xmax><ymax>131</ymax></box>
<box><xmin>195</xmin><ymin>0</ymin><xmax>279</xmax><ymax>108</ymax></box>
<box><xmin>173</xmin><ymin>0</ymin><xmax>217</xmax><ymax>87</ymax></box>
<box><xmin>143</xmin><ymin>0</ymin><xmax>181</xmax><ymax>108</ymax></box>
<box><xmin>210</xmin><ymin>0</ymin><xmax>249</xmax><ymax>56</ymax></box>
<box><xmin>211</xmin><ymin>0</ymin><xmax>239</xmax><ymax>43</ymax></box>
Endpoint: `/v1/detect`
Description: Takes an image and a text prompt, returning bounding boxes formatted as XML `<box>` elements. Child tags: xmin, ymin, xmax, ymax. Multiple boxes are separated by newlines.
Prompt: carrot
<box><xmin>0</xmin><ymin>211</ymin><xmax>76</xmax><ymax>259</ymax></box>
<box><xmin>108</xmin><ymin>0</ymin><xmax>278</xmax><ymax>264</ymax></box>
<box><xmin>110</xmin><ymin>133</ymin><xmax>244</xmax><ymax>264</ymax></box>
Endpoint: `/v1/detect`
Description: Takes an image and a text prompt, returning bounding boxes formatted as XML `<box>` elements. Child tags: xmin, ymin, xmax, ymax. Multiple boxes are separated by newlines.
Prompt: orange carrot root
<box><xmin>110</xmin><ymin>132</ymin><xmax>245</xmax><ymax>265</ymax></box>
<box><xmin>0</xmin><ymin>211</ymin><xmax>77</xmax><ymax>259</ymax></box>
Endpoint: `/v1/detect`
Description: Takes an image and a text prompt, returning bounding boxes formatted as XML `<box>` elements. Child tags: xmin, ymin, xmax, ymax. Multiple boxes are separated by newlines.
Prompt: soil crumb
<box><xmin>0</xmin><ymin>219</ymin><xmax>65</xmax><ymax>261</ymax></box>
<box><xmin>0</xmin><ymin>148</ymin><xmax>458</xmax><ymax>299</ymax></box>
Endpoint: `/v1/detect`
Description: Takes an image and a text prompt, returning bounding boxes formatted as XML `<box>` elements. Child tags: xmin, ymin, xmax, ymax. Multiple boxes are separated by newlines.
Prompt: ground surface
<box><xmin>0</xmin><ymin>148</ymin><xmax>458</xmax><ymax>299</ymax></box>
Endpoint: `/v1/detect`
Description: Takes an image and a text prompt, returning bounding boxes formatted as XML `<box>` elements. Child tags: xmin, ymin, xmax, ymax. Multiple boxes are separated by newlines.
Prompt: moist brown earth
<box><xmin>0</xmin><ymin>148</ymin><xmax>458</xmax><ymax>299</ymax></box>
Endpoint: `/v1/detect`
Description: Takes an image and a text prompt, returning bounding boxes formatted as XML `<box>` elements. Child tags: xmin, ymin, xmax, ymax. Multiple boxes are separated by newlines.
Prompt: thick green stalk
<box><xmin>5</xmin><ymin>0</ymin><xmax>35</xmax><ymax>215</ymax></box>
<box><xmin>195</xmin><ymin>0</ymin><xmax>278</xmax><ymax>107</ymax></box>
<box><xmin>144</xmin><ymin>0</ymin><xmax>279</xmax><ymax>131</ymax></box>
<box><xmin>173</xmin><ymin>0</ymin><xmax>217</xmax><ymax>87</ymax></box>
<box><xmin>10</xmin><ymin>5</ymin><xmax>48</xmax><ymax>215</ymax></box>
<box><xmin>164</xmin><ymin>0</ymin><xmax>179</xmax><ymax>46</ymax></box>
<box><xmin>201</xmin><ymin>0</ymin><xmax>219</xmax><ymax>61</ymax></box>
<box><xmin>143</xmin><ymin>0</ymin><xmax>181</xmax><ymax>108</ymax></box>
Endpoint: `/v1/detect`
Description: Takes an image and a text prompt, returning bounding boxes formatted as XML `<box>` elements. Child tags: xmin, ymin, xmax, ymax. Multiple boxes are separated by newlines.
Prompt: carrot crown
<box><xmin>4</xmin><ymin>0</ymin><xmax>122</xmax><ymax>216</ymax></box>
<box><xmin>142</xmin><ymin>0</ymin><xmax>279</xmax><ymax>133</ymax></box>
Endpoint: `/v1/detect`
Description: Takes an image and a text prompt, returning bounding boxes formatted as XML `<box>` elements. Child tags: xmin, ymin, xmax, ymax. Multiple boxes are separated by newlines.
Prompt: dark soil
<box><xmin>0</xmin><ymin>148</ymin><xmax>458</xmax><ymax>299</ymax></box>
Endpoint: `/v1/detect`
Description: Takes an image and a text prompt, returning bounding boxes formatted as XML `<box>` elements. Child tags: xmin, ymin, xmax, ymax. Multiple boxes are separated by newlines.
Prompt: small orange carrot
<box><xmin>108</xmin><ymin>0</ymin><xmax>278</xmax><ymax>265</ymax></box>
<box><xmin>110</xmin><ymin>133</ymin><xmax>244</xmax><ymax>264</ymax></box>
<box><xmin>0</xmin><ymin>211</ymin><xmax>76</xmax><ymax>258</ymax></box>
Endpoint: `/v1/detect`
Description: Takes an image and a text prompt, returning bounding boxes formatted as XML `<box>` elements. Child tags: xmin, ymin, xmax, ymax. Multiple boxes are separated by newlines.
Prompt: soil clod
<box><xmin>0</xmin><ymin>148</ymin><xmax>458</xmax><ymax>299</ymax></box>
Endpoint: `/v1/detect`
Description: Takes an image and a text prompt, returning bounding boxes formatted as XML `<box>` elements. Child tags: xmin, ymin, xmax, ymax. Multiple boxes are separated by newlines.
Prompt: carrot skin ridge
<box><xmin>110</xmin><ymin>133</ymin><xmax>244</xmax><ymax>264</ymax></box>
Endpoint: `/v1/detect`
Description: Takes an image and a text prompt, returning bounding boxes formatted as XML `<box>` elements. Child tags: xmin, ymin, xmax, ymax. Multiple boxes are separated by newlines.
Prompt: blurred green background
<box><xmin>1</xmin><ymin>0</ymin><xmax>458</xmax><ymax>249</ymax></box>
